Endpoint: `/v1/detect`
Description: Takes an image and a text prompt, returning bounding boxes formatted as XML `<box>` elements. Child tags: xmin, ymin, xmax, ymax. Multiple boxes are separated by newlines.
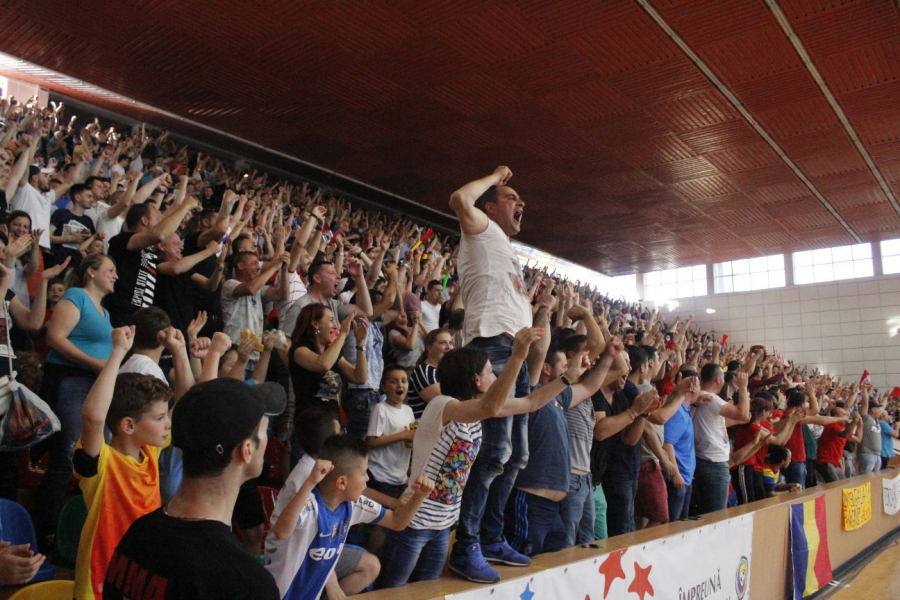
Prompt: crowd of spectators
<box><xmin>0</xmin><ymin>96</ymin><xmax>896</xmax><ymax>599</ymax></box>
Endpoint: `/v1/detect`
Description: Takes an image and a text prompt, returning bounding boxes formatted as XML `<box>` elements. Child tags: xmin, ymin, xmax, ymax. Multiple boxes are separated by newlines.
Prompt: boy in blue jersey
<box><xmin>265</xmin><ymin>435</ymin><xmax>434</xmax><ymax>600</ymax></box>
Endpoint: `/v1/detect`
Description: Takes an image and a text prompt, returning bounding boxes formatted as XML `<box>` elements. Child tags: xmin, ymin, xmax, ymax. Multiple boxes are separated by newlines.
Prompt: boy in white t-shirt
<box><xmin>367</xmin><ymin>366</ymin><xmax>416</xmax><ymax>497</ymax></box>
<box><xmin>265</xmin><ymin>435</ymin><xmax>433</xmax><ymax>600</ymax></box>
<box><xmin>365</xmin><ymin>365</ymin><xmax>416</xmax><ymax>554</ymax></box>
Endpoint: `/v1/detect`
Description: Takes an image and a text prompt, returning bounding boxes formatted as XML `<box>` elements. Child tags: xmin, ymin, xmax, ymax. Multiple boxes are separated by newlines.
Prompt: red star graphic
<box><xmin>628</xmin><ymin>562</ymin><xmax>654</xmax><ymax>600</ymax></box>
<box><xmin>598</xmin><ymin>549</ymin><xmax>627</xmax><ymax>598</ymax></box>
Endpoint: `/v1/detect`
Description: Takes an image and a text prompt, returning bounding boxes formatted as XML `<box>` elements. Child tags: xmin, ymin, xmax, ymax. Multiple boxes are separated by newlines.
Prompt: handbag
<box><xmin>0</xmin><ymin>301</ymin><xmax>60</xmax><ymax>450</ymax></box>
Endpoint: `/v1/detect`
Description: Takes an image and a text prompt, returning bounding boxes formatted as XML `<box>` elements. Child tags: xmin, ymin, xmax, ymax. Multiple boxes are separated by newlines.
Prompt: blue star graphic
<box><xmin>520</xmin><ymin>582</ymin><xmax>535</xmax><ymax>600</ymax></box>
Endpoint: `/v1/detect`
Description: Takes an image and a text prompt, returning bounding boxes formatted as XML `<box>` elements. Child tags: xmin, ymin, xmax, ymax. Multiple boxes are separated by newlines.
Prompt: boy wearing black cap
<box><xmin>103</xmin><ymin>376</ymin><xmax>286</xmax><ymax>600</ymax></box>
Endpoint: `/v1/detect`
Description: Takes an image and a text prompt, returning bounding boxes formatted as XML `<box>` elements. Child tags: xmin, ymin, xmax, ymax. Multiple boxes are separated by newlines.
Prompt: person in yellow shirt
<box><xmin>73</xmin><ymin>322</ymin><xmax>194</xmax><ymax>599</ymax></box>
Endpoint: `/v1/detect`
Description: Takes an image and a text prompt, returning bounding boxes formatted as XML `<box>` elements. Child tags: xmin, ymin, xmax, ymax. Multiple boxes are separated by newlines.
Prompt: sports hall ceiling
<box><xmin>1</xmin><ymin>0</ymin><xmax>899</xmax><ymax>275</ymax></box>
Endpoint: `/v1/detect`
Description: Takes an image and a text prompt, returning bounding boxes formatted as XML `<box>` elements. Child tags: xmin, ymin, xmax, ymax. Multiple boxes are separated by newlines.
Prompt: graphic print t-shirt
<box><xmin>407</xmin><ymin>395</ymin><xmax>482</xmax><ymax>530</ymax></box>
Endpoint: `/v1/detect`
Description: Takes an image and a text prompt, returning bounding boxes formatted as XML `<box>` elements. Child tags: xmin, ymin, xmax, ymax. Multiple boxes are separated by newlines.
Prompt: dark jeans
<box><xmin>376</xmin><ymin>527</ymin><xmax>450</xmax><ymax>588</ymax></box>
<box><xmin>601</xmin><ymin>477</ymin><xmax>638</xmax><ymax>537</ymax></box>
<box><xmin>815</xmin><ymin>461</ymin><xmax>844</xmax><ymax>484</ymax></box>
<box><xmin>667</xmin><ymin>481</ymin><xmax>692</xmax><ymax>521</ymax></box>
<box><xmin>453</xmin><ymin>335</ymin><xmax>530</xmax><ymax>552</ymax></box>
<box><xmin>693</xmin><ymin>458</ymin><xmax>730</xmax><ymax>515</ymax></box>
<box><xmin>343</xmin><ymin>388</ymin><xmax>380</xmax><ymax>440</ymax></box>
<box><xmin>506</xmin><ymin>490</ymin><xmax>566</xmax><ymax>556</ymax></box>
<box><xmin>36</xmin><ymin>373</ymin><xmax>95</xmax><ymax>537</ymax></box>
<box><xmin>732</xmin><ymin>465</ymin><xmax>756</xmax><ymax>505</ymax></box>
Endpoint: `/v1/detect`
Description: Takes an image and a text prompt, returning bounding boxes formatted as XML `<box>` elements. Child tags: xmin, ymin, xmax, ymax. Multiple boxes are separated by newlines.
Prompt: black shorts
<box><xmin>366</xmin><ymin>475</ymin><xmax>407</xmax><ymax>499</ymax></box>
<box><xmin>233</xmin><ymin>480</ymin><xmax>265</xmax><ymax>530</ymax></box>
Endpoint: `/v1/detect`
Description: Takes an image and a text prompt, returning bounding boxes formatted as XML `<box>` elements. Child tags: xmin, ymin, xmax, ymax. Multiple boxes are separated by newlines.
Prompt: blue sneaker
<box><xmin>482</xmin><ymin>539</ymin><xmax>531</xmax><ymax>567</ymax></box>
<box><xmin>449</xmin><ymin>543</ymin><xmax>501</xmax><ymax>583</ymax></box>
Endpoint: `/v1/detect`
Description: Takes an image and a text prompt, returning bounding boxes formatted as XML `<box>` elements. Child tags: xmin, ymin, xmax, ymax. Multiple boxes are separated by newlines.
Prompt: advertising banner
<box><xmin>446</xmin><ymin>516</ymin><xmax>754</xmax><ymax>600</ymax></box>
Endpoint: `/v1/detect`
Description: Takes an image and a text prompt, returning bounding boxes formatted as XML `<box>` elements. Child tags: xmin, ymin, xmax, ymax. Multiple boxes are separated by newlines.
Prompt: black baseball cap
<box><xmin>172</xmin><ymin>378</ymin><xmax>286</xmax><ymax>457</ymax></box>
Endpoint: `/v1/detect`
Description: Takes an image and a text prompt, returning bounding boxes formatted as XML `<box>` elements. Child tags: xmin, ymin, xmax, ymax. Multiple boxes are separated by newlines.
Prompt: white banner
<box><xmin>447</xmin><ymin>516</ymin><xmax>754</xmax><ymax>600</ymax></box>
<box><xmin>883</xmin><ymin>471</ymin><xmax>900</xmax><ymax>516</ymax></box>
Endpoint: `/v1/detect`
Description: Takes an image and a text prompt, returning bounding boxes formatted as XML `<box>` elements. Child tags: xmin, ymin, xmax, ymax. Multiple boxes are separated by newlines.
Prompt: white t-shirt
<box><xmin>420</xmin><ymin>300</ymin><xmax>441</xmax><ymax>333</ymax></box>
<box><xmin>274</xmin><ymin>271</ymin><xmax>308</xmax><ymax>334</ymax></box>
<box><xmin>220</xmin><ymin>279</ymin><xmax>264</xmax><ymax>360</ymax></box>
<box><xmin>118</xmin><ymin>353</ymin><xmax>167</xmax><ymax>383</ymax></box>
<box><xmin>267</xmin><ymin>454</ymin><xmax>315</xmax><ymax>560</ymax></box>
<box><xmin>367</xmin><ymin>401</ymin><xmax>415</xmax><ymax>486</ymax></box>
<box><xmin>408</xmin><ymin>395</ymin><xmax>482</xmax><ymax>530</ymax></box>
<box><xmin>85</xmin><ymin>202</ymin><xmax>124</xmax><ymax>252</ymax></box>
<box><xmin>458</xmin><ymin>219</ymin><xmax>532</xmax><ymax>344</ymax></box>
<box><xmin>10</xmin><ymin>185</ymin><xmax>56</xmax><ymax>249</ymax></box>
<box><xmin>693</xmin><ymin>393</ymin><xmax>730</xmax><ymax>463</ymax></box>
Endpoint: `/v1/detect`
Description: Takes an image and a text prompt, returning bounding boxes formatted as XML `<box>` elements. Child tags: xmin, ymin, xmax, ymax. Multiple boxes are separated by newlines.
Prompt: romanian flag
<box><xmin>790</xmin><ymin>496</ymin><xmax>833</xmax><ymax>599</ymax></box>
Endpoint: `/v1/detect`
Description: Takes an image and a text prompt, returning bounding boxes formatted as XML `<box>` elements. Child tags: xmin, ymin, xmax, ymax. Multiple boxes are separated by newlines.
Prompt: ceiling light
<box><xmin>706</xmin><ymin>308</ymin><xmax>716</xmax><ymax>314</ymax></box>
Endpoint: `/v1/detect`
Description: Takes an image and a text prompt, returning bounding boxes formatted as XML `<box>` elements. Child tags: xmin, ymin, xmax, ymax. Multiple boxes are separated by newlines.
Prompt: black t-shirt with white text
<box><xmin>50</xmin><ymin>208</ymin><xmax>95</xmax><ymax>265</ymax></box>
<box><xmin>105</xmin><ymin>231</ymin><xmax>158</xmax><ymax>327</ymax></box>
<box><xmin>103</xmin><ymin>507</ymin><xmax>279</xmax><ymax>600</ymax></box>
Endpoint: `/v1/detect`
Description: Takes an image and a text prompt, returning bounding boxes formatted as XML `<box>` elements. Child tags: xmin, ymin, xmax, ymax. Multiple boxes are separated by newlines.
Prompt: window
<box><xmin>603</xmin><ymin>274</ymin><xmax>639</xmax><ymax>302</ymax></box>
<box><xmin>713</xmin><ymin>254</ymin><xmax>785</xmax><ymax>293</ymax></box>
<box><xmin>643</xmin><ymin>265</ymin><xmax>707</xmax><ymax>300</ymax></box>
<box><xmin>881</xmin><ymin>239</ymin><xmax>900</xmax><ymax>275</ymax></box>
<box><xmin>793</xmin><ymin>243</ymin><xmax>873</xmax><ymax>285</ymax></box>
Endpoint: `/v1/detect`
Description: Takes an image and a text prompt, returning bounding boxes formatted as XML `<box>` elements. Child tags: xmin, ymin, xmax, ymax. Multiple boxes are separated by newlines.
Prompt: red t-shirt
<box><xmin>816</xmin><ymin>422</ymin><xmax>848</xmax><ymax>466</ymax></box>
<box><xmin>753</xmin><ymin>421</ymin><xmax>773</xmax><ymax>472</ymax></box>
<box><xmin>784</xmin><ymin>409</ymin><xmax>806</xmax><ymax>463</ymax></box>
<box><xmin>732</xmin><ymin>422</ymin><xmax>761</xmax><ymax>468</ymax></box>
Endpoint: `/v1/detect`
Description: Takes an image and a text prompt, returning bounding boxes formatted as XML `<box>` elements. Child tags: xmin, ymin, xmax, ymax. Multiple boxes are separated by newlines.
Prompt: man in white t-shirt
<box><xmin>693</xmin><ymin>365</ymin><xmax>750</xmax><ymax>515</ymax></box>
<box><xmin>6</xmin><ymin>134</ymin><xmax>82</xmax><ymax>251</ymax></box>
<box><xmin>448</xmin><ymin>166</ymin><xmax>534</xmax><ymax>581</ymax></box>
<box><xmin>84</xmin><ymin>176</ymin><xmax>128</xmax><ymax>250</ymax></box>
<box><xmin>420</xmin><ymin>280</ymin><xmax>443</xmax><ymax>333</ymax></box>
<box><xmin>221</xmin><ymin>251</ymin><xmax>289</xmax><ymax>368</ymax></box>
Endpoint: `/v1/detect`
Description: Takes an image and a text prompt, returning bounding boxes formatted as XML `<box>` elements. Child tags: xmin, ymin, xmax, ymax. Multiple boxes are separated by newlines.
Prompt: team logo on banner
<box><xmin>735</xmin><ymin>556</ymin><xmax>749</xmax><ymax>599</ymax></box>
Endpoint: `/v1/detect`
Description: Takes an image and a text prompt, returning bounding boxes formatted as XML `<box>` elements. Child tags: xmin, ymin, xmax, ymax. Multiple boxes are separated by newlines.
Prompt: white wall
<box><xmin>658</xmin><ymin>274</ymin><xmax>900</xmax><ymax>390</ymax></box>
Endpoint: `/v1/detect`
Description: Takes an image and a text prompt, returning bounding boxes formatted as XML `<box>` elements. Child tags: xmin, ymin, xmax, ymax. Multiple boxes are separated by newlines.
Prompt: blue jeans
<box><xmin>667</xmin><ymin>481</ymin><xmax>692</xmax><ymax>521</ymax></box>
<box><xmin>693</xmin><ymin>458</ymin><xmax>730</xmax><ymax>515</ymax></box>
<box><xmin>561</xmin><ymin>472</ymin><xmax>594</xmax><ymax>546</ymax></box>
<box><xmin>843</xmin><ymin>450</ymin><xmax>857</xmax><ymax>479</ymax></box>
<box><xmin>784</xmin><ymin>461</ymin><xmax>807</xmax><ymax>489</ymax></box>
<box><xmin>601</xmin><ymin>477</ymin><xmax>638</xmax><ymax>537</ymax></box>
<box><xmin>343</xmin><ymin>389</ymin><xmax>380</xmax><ymax>440</ymax></box>
<box><xmin>454</xmin><ymin>336</ymin><xmax>530</xmax><ymax>551</ymax></box>
<box><xmin>376</xmin><ymin>527</ymin><xmax>450</xmax><ymax>588</ymax></box>
<box><xmin>36</xmin><ymin>374</ymin><xmax>95</xmax><ymax>536</ymax></box>
<box><xmin>506</xmin><ymin>490</ymin><xmax>566</xmax><ymax>556</ymax></box>
<box><xmin>859</xmin><ymin>453</ymin><xmax>880</xmax><ymax>474</ymax></box>
<box><xmin>593</xmin><ymin>484</ymin><xmax>608</xmax><ymax>540</ymax></box>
